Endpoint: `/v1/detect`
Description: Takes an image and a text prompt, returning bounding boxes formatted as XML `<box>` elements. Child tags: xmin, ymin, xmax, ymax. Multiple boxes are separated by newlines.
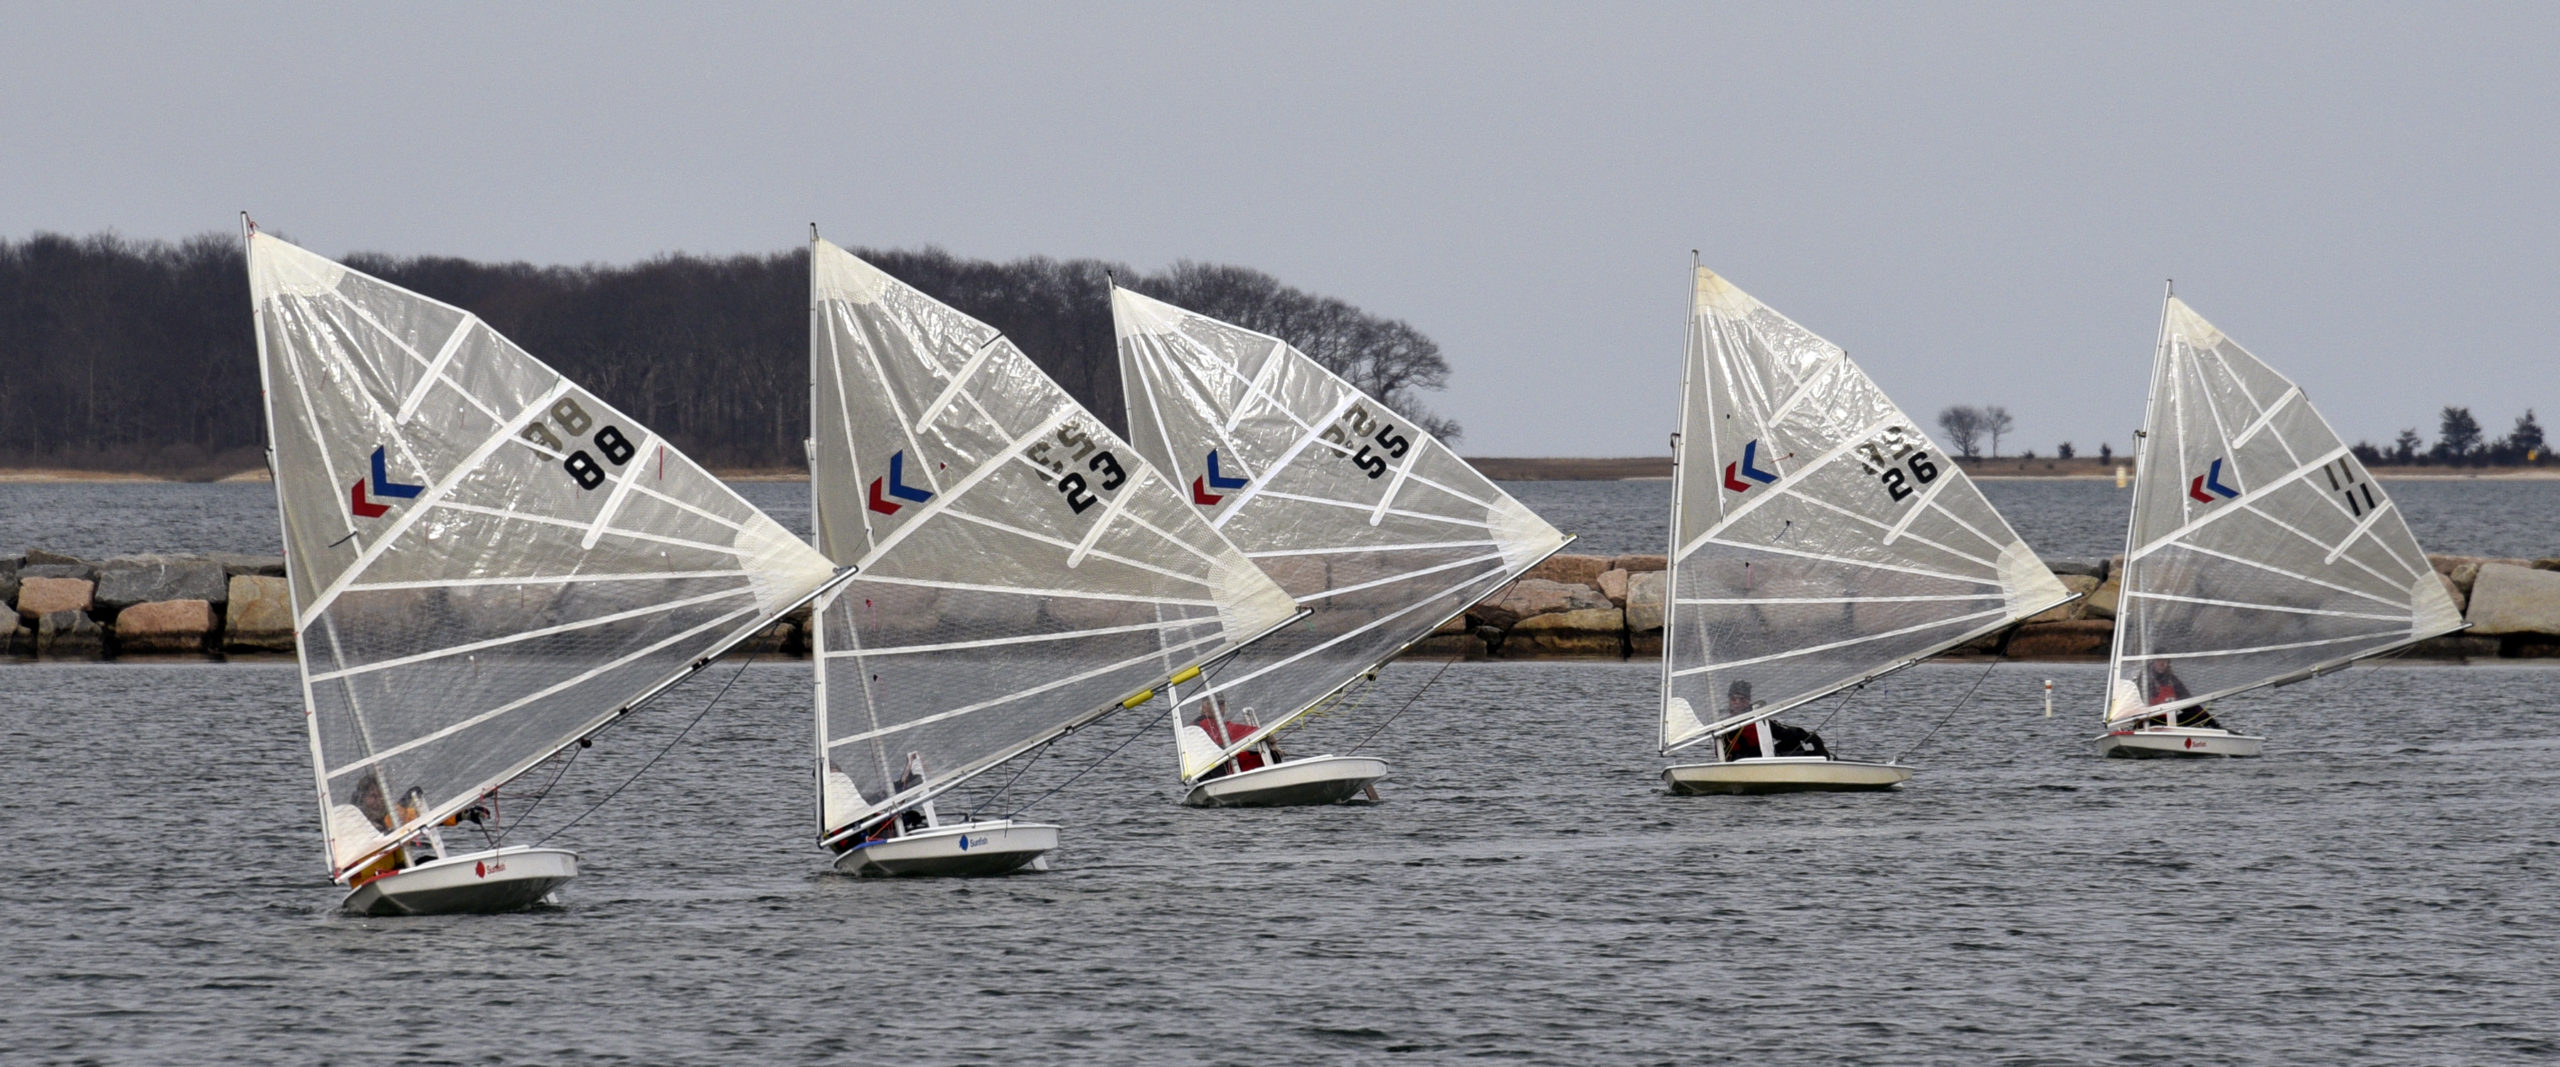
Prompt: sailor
<box><xmin>1720</xmin><ymin>680</ymin><xmax>1829</xmax><ymax>760</ymax></box>
<box><xmin>1193</xmin><ymin>696</ymin><xmax>1284</xmax><ymax>778</ymax></box>
<box><xmin>2141</xmin><ymin>659</ymin><xmax>2222</xmax><ymax>730</ymax></box>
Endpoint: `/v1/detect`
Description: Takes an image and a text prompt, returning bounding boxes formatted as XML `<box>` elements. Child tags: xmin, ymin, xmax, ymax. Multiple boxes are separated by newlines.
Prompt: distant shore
<box><xmin>5</xmin><ymin>458</ymin><xmax>2556</xmax><ymax>483</ymax></box>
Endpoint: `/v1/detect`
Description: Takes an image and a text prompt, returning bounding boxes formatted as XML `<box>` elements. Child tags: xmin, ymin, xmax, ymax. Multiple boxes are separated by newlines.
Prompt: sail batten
<box><xmin>808</xmin><ymin>239</ymin><xmax>1298</xmax><ymax>837</ymax></box>
<box><xmin>2103</xmin><ymin>297</ymin><xmax>2463</xmax><ymax>723</ymax></box>
<box><xmin>250</xmin><ymin>231</ymin><xmax>839</xmax><ymax>879</ymax></box>
<box><xmin>1113</xmin><ymin>287</ymin><xmax>1571</xmax><ymax>782</ymax></box>
<box><xmin>1663</xmin><ymin>266</ymin><xmax>2071</xmax><ymax>754</ymax></box>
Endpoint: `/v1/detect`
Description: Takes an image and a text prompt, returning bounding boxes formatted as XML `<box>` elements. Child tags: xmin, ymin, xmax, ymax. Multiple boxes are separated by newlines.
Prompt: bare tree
<box><xmin>1981</xmin><ymin>405</ymin><xmax>2014</xmax><ymax>458</ymax></box>
<box><xmin>1936</xmin><ymin>405</ymin><xmax>1983</xmax><ymax>459</ymax></box>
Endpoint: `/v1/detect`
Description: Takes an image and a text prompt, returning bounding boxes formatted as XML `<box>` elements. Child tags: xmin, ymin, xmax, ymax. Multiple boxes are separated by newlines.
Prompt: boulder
<box><xmin>19</xmin><ymin>563</ymin><xmax>93</xmax><ymax>583</ymax></box>
<box><xmin>211</xmin><ymin>553</ymin><xmax>289</xmax><ymax>578</ymax></box>
<box><xmin>1473</xmin><ymin>578</ymin><xmax>1611</xmax><ymax>629</ymax></box>
<box><xmin>1629</xmin><ymin>629</ymin><xmax>1664</xmax><ymax>657</ymax></box>
<box><xmin>7</xmin><ymin>621</ymin><xmax>30</xmax><ymax>656</ymax></box>
<box><xmin>36</xmin><ymin>609</ymin><xmax>104</xmax><ymax>657</ymax></box>
<box><xmin>1430</xmin><ymin>614</ymin><xmax>1472</xmax><ymax>637</ymax></box>
<box><xmin>2405</xmin><ymin>634</ymin><xmax>2502</xmax><ymax>660</ymax></box>
<box><xmin>1403</xmin><ymin>633</ymin><xmax>1487</xmax><ymax>660</ymax></box>
<box><xmin>1625</xmin><ymin>570</ymin><xmax>1668</xmax><ymax>632</ymax></box>
<box><xmin>2504</xmin><ymin>636</ymin><xmax>2560</xmax><ymax>658</ymax></box>
<box><xmin>17</xmin><ymin>576</ymin><xmax>94</xmax><ymax>619</ymax></box>
<box><xmin>1596</xmin><ymin>568</ymin><xmax>1631</xmax><ymax>607</ymax></box>
<box><xmin>2082</xmin><ymin>575</ymin><xmax>2122</xmax><ymax>621</ymax></box>
<box><xmin>2044</xmin><ymin>558</ymin><xmax>2109</xmax><ymax>581</ymax></box>
<box><xmin>2463</xmin><ymin>563</ymin><xmax>2560</xmax><ymax>636</ymax></box>
<box><xmin>1522</xmin><ymin>554</ymin><xmax>1610</xmax><ymax>587</ymax></box>
<box><xmin>23</xmin><ymin>548</ymin><xmax>87</xmax><ymax>568</ymax></box>
<box><xmin>93</xmin><ymin>556</ymin><xmax>230</xmax><ymax>613</ymax></box>
<box><xmin>223</xmin><ymin>575</ymin><xmax>297</xmax><ymax>652</ymax></box>
<box><xmin>2533</xmin><ymin>558</ymin><xmax>2560</xmax><ymax>572</ymax></box>
<box><xmin>2436</xmin><ymin>571</ymin><xmax>2467</xmax><ymax>617</ymax></box>
<box><xmin>2023</xmin><ymin>574</ymin><xmax>2101</xmax><ymax>624</ymax></box>
<box><xmin>113</xmin><ymin>599</ymin><xmax>216</xmax><ymax>653</ymax></box>
<box><xmin>2433</xmin><ymin>557</ymin><xmax>2531</xmax><ymax>596</ymax></box>
<box><xmin>2002</xmin><ymin>619</ymin><xmax>2114</xmax><ymax>659</ymax></box>
<box><xmin>1506</xmin><ymin>608</ymin><xmax>1627</xmax><ymax>657</ymax></box>
<box><xmin>1609</xmin><ymin>554</ymin><xmax>1667</xmax><ymax>574</ymax></box>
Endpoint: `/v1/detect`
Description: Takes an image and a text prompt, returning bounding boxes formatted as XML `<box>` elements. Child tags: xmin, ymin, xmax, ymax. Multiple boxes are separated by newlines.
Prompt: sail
<box><xmin>1112</xmin><ymin>288</ymin><xmax>1569</xmax><ymax>780</ymax></box>
<box><xmin>1662</xmin><ymin>267</ymin><xmax>2071</xmax><ymax>753</ymax></box>
<box><xmin>247</xmin><ymin>231</ymin><xmax>838</xmax><ymax>880</ymax></box>
<box><xmin>808</xmin><ymin>240</ymin><xmax>1298</xmax><ymax>837</ymax></box>
<box><xmin>2104</xmin><ymin>297</ymin><xmax>2462</xmax><ymax>722</ymax></box>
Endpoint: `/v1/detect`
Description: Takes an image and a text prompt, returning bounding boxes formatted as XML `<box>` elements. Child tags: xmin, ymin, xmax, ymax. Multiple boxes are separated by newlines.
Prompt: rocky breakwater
<box><xmin>10</xmin><ymin>547</ymin><xmax>2560</xmax><ymax>664</ymax></box>
<box><xmin>1403</xmin><ymin>551</ymin><xmax>2560</xmax><ymax>664</ymax></box>
<box><xmin>6</xmin><ymin>550</ymin><xmax>288</xmax><ymax>658</ymax></box>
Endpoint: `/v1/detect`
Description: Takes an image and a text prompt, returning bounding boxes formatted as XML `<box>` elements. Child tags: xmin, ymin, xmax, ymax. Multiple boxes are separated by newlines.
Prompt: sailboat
<box><xmin>246</xmin><ymin>223</ymin><xmax>846</xmax><ymax>915</ymax></box>
<box><xmin>2095</xmin><ymin>289</ymin><xmax>2465</xmax><ymax>757</ymax></box>
<box><xmin>806</xmin><ymin>236</ymin><xmax>1300</xmax><ymax>874</ymax></box>
<box><xmin>1662</xmin><ymin>265</ymin><xmax>2074</xmax><ymax>794</ymax></box>
<box><xmin>1111</xmin><ymin>287</ymin><xmax>1571</xmax><ymax>807</ymax></box>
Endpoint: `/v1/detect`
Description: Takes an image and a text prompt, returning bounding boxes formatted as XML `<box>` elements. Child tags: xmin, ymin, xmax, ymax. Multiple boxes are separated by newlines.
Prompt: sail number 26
<box><xmin>1320</xmin><ymin>403</ymin><xmax>1410</xmax><ymax>480</ymax></box>
<box><xmin>1025</xmin><ymin>423</ymin><xmax>1127</xmax><ymax>514</ymax></box>
<box><xmin>520</xmin><ymin>396</ymin><xmax>635</xmax><ymax>491</ymax></box>
<box><xmin>1852</xmin><ymin>424</ymin><xmax>1939</xmax><ymax>502</ymax></box>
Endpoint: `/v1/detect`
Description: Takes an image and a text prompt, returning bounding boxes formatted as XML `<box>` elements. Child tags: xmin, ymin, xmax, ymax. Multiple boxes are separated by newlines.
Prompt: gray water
<box><xmin>7</xmin><ymin>477</ymin><xmax>2556</xmax><ymax>563</ymax></box>
<box><xmin>3</xmin><ymin>659</ymin><xmax>2555</xmax><ymax>1063</ymax></box>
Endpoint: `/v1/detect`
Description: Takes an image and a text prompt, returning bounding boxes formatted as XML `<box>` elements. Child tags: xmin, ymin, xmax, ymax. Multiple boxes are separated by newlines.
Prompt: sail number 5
<box><xmin>519</xmin><ymin>396</ymin><xmax>634</xmax><ymax>491</ymax></box>
<box><xmin>1320</xmin><ymin>403</ymin><xmax>1410</xmax><ymax>480</ymax></box>
<box><xmin>1852</xmin><ymin>425</ymin><xmax>1938</xmax><ymax>502</ymax></box>
<box><xmin>1026</xmin><ymin>423</ymin><xmax>1127</xmax><ymax>514</ymax></box>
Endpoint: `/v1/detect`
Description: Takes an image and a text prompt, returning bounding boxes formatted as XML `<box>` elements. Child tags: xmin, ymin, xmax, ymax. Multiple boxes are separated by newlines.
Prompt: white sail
<box><xmin>247</xmin><ymin>231</ymin><xmax>839</xmax><ymax>880</ymax></box>
<box><xmin>1663</xmin><ymin>267</ymin><xmax>2071</xmax><ymax>753</ymax></box>
<box><xmin>1112</xmin><ymin>288</ymin><xmax>1570</xmax><ymax>781</ymax></box>
<box><xmin>2104</xmin><ymin>296</ymin><xmax>2462</xmax><ymax>723</ymax></box>
<box><xmin>808</xmin><ymin>240</ymin><xmax>1298</xmax><ymax>837</ymax></box>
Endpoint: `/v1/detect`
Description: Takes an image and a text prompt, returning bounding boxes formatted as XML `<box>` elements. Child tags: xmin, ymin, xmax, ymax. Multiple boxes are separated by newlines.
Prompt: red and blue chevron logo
<box><xmin>350</xmin><ymin>446</ymin><xmax>423</xmax><ymax>518</ymax></box>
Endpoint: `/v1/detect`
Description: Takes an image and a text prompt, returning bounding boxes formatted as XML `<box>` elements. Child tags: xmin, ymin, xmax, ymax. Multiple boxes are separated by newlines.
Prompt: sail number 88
<box><xmin>520</xmin><ymin>397</ymin><xmax>634</xmax><ymax>491</ymax></box>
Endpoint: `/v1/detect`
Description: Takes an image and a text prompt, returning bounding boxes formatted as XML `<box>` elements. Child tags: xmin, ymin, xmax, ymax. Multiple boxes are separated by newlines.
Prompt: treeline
<box><xmin>2353</xmin><ymin>407</ymin><xmax>2547</xmax><ymax>467</ymax></box>
<box><xmin>0</xmin><ymin>232</ymin><xmax>1455</xmax><ymax>475</ymax></box>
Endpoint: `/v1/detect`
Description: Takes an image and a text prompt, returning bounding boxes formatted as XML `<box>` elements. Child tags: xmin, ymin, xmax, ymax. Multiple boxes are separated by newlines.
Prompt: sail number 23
<box><xmin>1852</xmin><ymin>425</ymin><xmax>1939</xmax><ymax>502</ymax></box>
<box><xmin>1025</xmin><ymin>423</ymin><xmax>1127</xmax><ymax>514</ymax></box>
<box><xmin>1320</xmin><ymin>403</ymin><xmax>1411</xmax><ymax>480</ymax></box>
<box><xmin>519</xmin><ymin>396</ymin><xmax>635</xmax><ymax>491</ymax></box>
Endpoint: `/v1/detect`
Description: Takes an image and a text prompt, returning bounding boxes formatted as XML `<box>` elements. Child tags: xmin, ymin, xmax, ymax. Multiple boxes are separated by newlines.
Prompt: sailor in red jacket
<box><xmin>1194</xmin><ymin>697</ymin><xmax>1286</xmax><ymax>777</ymax></box>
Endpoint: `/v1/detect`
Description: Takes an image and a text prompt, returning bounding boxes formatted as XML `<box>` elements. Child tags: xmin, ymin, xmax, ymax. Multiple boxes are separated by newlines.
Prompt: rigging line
<box><xmin>533</xmin><ymin>649</ymin><xmax>759</xmax><ymax>848</ymax></box>
<box><xmin>488</xmin><ymin>738</ymin><xmax>583</xmax><ymax>849</ymax></box>
<box><xmin>1893</xmin><ymin>659</ymin><xmax>2000</xmax><ymax>764</ymax></box>
<box><xmin>962</xmin><ymin>734</ymin><xmax>1057</xmax><ymax>823</ymax></box>
<box><xmin>1347</xmin><ymin>651</ymin><xmax>1465</xmax><ymax>756</ymax></box>
<box><xmin>1807</xmin><ymin>680</ymin><xmax>1866</xmax><ymax>735</ymax></box>
<box><xmin>1001</xmin><ymin>693</ymin><xmax>1167</xmax><ymax>820</ymax></box>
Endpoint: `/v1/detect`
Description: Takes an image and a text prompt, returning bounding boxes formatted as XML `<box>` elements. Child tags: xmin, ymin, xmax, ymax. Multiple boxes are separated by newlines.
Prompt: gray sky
<box><xmin>7</xmin><ymin>3</ymin><xmax>2556</xmax><ymax>457</ymax></box>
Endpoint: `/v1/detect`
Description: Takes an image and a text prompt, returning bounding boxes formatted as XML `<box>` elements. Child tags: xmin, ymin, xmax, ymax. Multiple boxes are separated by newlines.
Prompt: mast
<box><xmin>1660</xmin><ymin>253</ymin><xmax>1700</xmax><ymax>753</ymax></box>
<box><xmin>2103</xmin><ymin>281</ymin><xmax>2176</xmax><ymax>720</ymax></box>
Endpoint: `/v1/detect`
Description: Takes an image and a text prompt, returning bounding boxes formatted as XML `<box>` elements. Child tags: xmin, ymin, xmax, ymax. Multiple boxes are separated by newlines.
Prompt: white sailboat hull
<box><xmin>2094</xmin><ymin>725</ymin><xmax>2265</xmax><ymax>758</ymax></box>
<box><xmin>1182</xmin><ymin>754</ymin><xmax>1388</xmax><ymax>808</ymax></box>
<box><xmin>338</xmin><ymin>846</ymin><xmax>577</xmax><ymax>917</ymax></box>
<box><xmin>832</xmin><ymin>820</ymin><xmax>1058</xmax><ymax>878</ymax></box>
<box><xmin>1663</xmin><ymin>757</ymin><xmax>1913</xmax><ymax>795</ymax></box>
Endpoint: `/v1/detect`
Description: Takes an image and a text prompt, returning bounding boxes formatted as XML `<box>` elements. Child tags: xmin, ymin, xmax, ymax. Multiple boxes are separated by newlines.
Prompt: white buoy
<box><xmin>2044</xmin><ymin>678</ymin><xmax>2054</xmax><ymax>718</ymax></box>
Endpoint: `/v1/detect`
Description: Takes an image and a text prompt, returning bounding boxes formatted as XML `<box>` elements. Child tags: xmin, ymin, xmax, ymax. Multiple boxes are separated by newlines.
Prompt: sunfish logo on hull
<box><xmin>349</xmin><ymin>445</ymin><xmax>423</xmax><ymax>518</ymax></box>
<box><xmin>1722</xmin><ymin>440</ymin><xmax>1778</xmax><ymax>494</ymax></box>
